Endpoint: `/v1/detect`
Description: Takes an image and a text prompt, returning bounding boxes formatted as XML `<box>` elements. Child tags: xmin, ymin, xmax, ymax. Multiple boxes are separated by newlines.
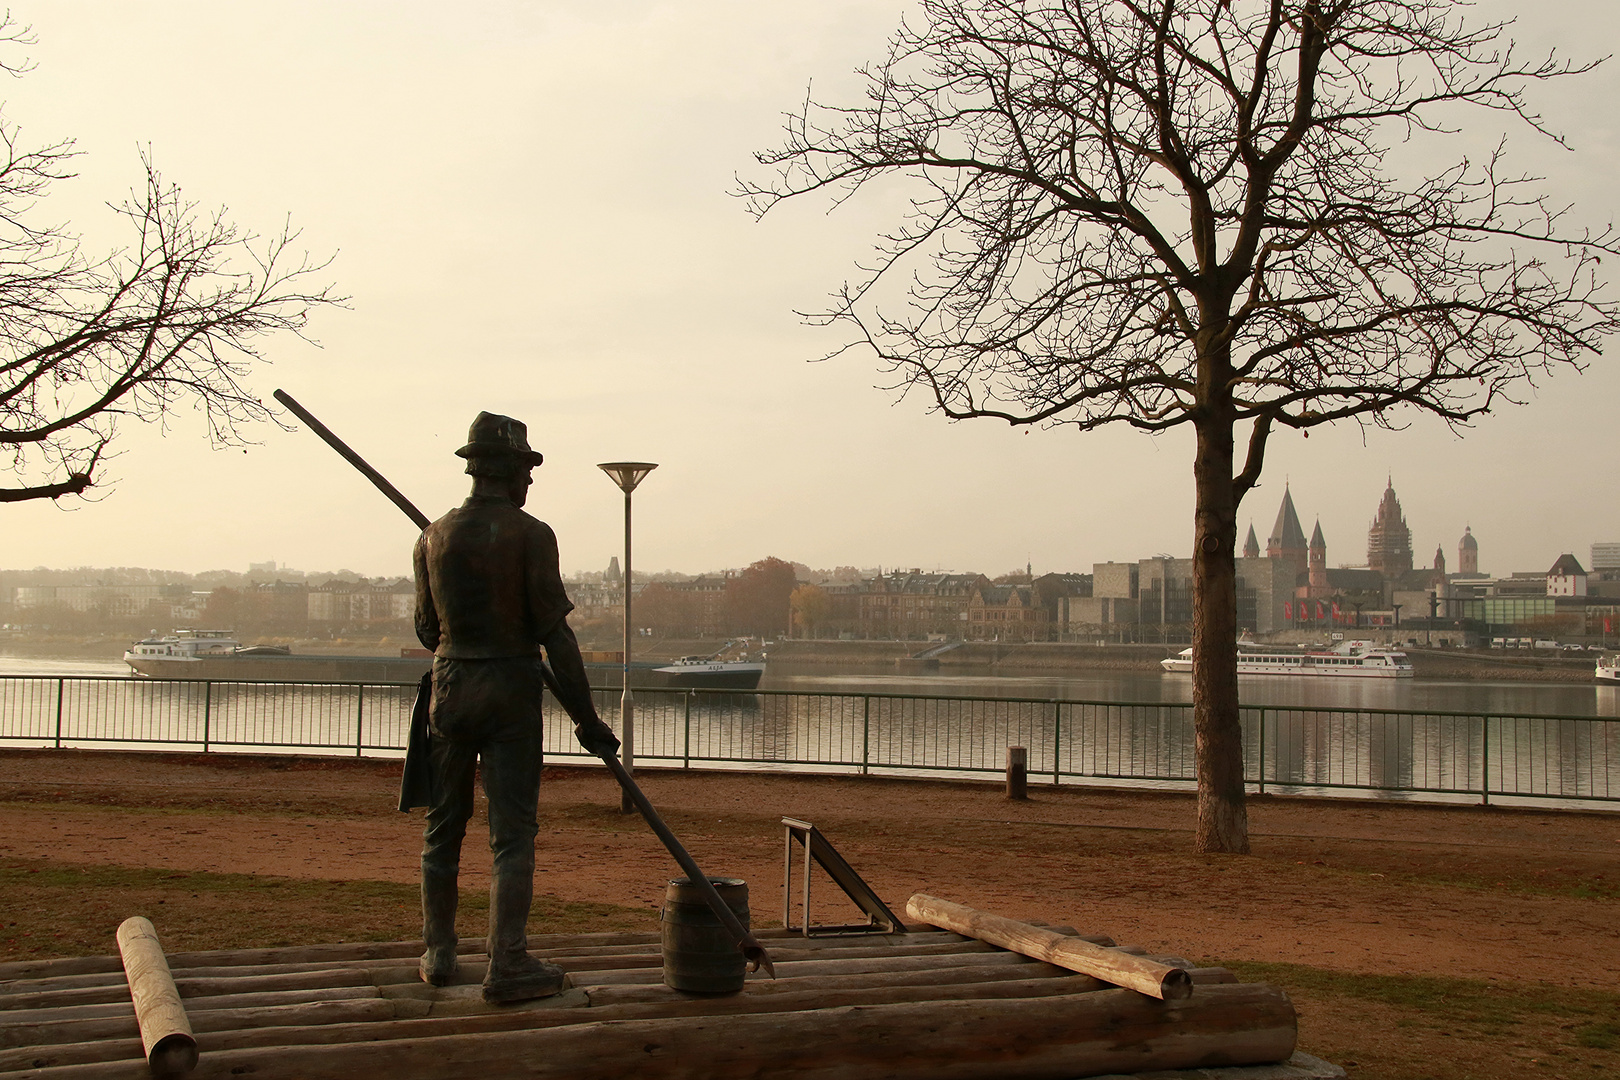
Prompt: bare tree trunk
<box><xmin>1192</xmin><ymin>412</ymin><xmax>1249</xmax><ymax>854</ymax></box>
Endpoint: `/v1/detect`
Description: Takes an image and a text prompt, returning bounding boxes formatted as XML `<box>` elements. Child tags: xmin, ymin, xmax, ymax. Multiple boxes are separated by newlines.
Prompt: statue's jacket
<box><xmin>399</xmin><ymin>494</ymin><xmax>575</xmax><ymax>810</ymax></box>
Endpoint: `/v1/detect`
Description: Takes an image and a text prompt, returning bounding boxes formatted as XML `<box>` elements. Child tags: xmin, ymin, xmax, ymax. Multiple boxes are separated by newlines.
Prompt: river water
<box><xmin>761</xmin><ymin>662</ymin><xmax>1619</xmax><ymax>718</ymax></box>
<box><xmin>3</xmin><ymin>649</ymin><xmax>1615</xmax><ymax>807</ymax></box>
<box><xmin>3</xmin><ymin>651</ymin><xmax>1616</xmax><ymax>717</ymax></box>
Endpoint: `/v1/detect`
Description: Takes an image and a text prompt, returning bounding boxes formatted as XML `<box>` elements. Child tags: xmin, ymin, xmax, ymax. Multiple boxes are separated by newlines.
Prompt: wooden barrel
<box><xmin>661</xmin><ymin>877</ymin><xmax>750</xmax><ymax>993</ymax></box>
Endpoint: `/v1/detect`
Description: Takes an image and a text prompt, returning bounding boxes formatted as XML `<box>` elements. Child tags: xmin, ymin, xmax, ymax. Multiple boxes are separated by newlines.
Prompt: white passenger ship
<box><xmin>1597</xmin><ymin>655</ymin><xmax>1620</xmax><ymax>686</ymax></box>
<box><xmin>1161</xmin><ymin>639</ymin><xmax>1414</xmax><ymax>678</ymax></box>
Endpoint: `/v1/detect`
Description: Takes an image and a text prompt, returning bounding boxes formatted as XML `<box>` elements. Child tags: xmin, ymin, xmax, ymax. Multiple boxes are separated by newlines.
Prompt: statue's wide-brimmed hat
<box><xmin>455</xmin><ymin>412</ymin><xmax>544</xmax><ymax>466</ymax></box>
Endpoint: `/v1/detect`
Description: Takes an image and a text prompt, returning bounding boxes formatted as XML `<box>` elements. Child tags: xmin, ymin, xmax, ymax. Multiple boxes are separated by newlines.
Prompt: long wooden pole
<box><xmin>905</xmin><ymin>894</ymin><xmax>1193</xmax><ymax>1000</ymax></box>
<box><xmin>601</xmin><ymin>753</ymin><xmax>773</xmax><ymax>976</ymax></box>
<box><xmin>274</xmin><ymin>388</ymin><xmax>772</xmax><ymax>977</ymax></box>
<box><xmin>271</xmin><ymin>390</ymin><xmax>430</xmax><ymax>530</ymax></box>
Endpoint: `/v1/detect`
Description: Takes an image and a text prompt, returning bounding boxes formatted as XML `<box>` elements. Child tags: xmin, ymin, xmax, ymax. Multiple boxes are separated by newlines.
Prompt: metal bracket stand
<box><xmin>781</xmin><ymin>817</ymin><xmax>907</xmax><ymax>936</ymax></box>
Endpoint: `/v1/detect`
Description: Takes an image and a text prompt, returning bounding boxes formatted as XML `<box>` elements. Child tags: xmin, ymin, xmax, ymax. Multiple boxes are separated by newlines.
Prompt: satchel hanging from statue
<box><xmin>398</xmin><ymin>671</ymin><xmax>434</xmax><ymax>812</ymax></box>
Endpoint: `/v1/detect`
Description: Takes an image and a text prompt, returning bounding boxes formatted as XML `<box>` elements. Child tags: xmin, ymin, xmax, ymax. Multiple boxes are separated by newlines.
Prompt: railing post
<box><xmin>1257</xmin><ymin>709</ymin><xmax>1266</xmax><ymax>795</ymax></box>
<box><xmin>1480</xmin><ymin>713</ymin><xmax>1490</xmax><ymax>806</ymax></box>
<box><xmin>355</xmin><ymin>685</ymin><xmax>366</xmax><ymax>758</ymax></box>
<box><xmin>53</xmin><ymin>677</ymin><xmax>64</xmax><ymax>749</ymax></box>
<box><xmin>203</xmin><ymin>681</ymin><xmax>212</xmax><ymax>753</ymax></box>
<box><xmin>683</xmin><ymin>689</ymin><xmax>692</xmax><ymax>769</ymax></box>
<box><xmin>1051</xmin><ymin>700</ymin><xmax>1061</xmax><ymax>787</ymax></box>
<box><xmin>861</xmin><ymin>695</ymin><xmax>871</xmax><ymax>775</ymax></box>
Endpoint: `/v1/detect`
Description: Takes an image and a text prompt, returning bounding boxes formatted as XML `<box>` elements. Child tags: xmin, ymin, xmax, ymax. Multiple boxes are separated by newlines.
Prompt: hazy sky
<box><xmin>3</xmin><ymin>1</ymin><xmax>1617</xmax><ymax>581</ymax></box>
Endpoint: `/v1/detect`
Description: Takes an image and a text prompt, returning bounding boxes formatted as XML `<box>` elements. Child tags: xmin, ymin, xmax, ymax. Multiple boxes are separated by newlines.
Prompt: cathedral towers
<box><xmin>1266</xmin><ymin>485</ymin><xmax>1309</xmax><ymax>576</ymax></box>
<box><xmin>1367</xmin><ymin>479</ymin><xmax>1413</xmax><ymax>576</ymax></box>
<box><xmin>1309</xmin><ymin>520</ymin><xmax>1328</xmax><ymax>593</ymax></box>
<box><xmin>1246</xmin><ymin>479</ymin><xmax>1467</xmax><ymax>599</ymax></box>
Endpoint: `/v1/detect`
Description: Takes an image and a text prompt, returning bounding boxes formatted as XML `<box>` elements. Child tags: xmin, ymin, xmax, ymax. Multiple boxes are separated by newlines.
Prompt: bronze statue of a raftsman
<box><xmin>403</xmin><ymin>411</ymin><xmax>620</xmax><ymax>1004</ymax></box>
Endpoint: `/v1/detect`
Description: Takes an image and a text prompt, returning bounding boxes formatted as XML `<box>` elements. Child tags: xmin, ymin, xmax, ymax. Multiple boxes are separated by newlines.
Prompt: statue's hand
<box><xmin>574</xmin><ymin>718</ymin><xmax>621</xmax><ymax>757</ymax></box>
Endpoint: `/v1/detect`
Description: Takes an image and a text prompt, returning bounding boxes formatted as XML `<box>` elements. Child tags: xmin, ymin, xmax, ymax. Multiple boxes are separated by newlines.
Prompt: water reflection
<box><xmin>764</xmin><ymin>662</ymin><xmax>1619</xmax><ymax>717</ymax></box>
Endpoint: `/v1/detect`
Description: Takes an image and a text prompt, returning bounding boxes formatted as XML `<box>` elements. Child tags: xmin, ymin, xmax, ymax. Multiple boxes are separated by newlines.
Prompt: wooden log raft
<box><xmin>2</xmin><ymin>920</ymin><xmax>1299</xmax><ymax>1080</ymax></box>
<box><xmin>115</xmin><ymin>917</ymin><xmax>197</xmax><ymax>1075</ymax></box>
<box><xmin>907</xmin><ymin>894</ymin><xmax>1193</xmax><ymax>1000</ymax></box>
<box><xmin>6</xmin><ymin>985</ymin><xmax>1297</xmax><ymax>1080</ymax></box>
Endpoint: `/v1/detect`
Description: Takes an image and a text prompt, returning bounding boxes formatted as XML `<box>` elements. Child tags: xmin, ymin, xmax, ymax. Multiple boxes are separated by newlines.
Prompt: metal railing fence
<box><xmin>1</xmin><ymin>675</ymin><xmax>1616</xmax><ymax>807</ymax></box>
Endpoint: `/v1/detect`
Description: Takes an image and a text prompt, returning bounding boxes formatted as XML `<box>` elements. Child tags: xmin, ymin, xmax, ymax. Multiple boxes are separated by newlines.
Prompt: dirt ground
<box><xmin>3</xmin><ymin>748</ymin><xmax>1618</xmax><ymax>1076</ymax></box>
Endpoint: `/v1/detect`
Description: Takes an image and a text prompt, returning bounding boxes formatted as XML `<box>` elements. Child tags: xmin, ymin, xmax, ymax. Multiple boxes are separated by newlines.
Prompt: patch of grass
<box><xmin>1577</xmin><ymin>1020</ymin><xmax>1620</xmax><ymax>1050</ymax></box>
<box><xmin>1354</xmin><ymin>866</ymin><xmax>1620</xmax><ymax>902</ymax></box>
<box><xmin>1219</xmin><ymin>959</ymin><xmax>1620</xmax><ymax>1075</ymax></box>
<box><xmin>1223</xmin><ymin>959</ymin><xmax>1613</xmax><ymax>1024</ymax></box>
<box><xmin>0</xmin><ymin>859</ymin><xmax>653</xmax><ymax>962</ymax></box>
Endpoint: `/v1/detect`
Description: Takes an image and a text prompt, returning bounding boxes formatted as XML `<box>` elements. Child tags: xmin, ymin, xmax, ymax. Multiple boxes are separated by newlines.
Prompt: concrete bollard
<box><xmin>1006</xmin><ymin>746</ymin><xmax>1028</xmax><ymax>800</ymax></box>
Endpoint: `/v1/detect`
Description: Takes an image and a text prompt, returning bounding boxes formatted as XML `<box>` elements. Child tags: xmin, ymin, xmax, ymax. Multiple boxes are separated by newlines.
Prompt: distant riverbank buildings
<box><xmin>790</xmin><ymin>478</ymin><xmax>1620</xmax><ymax>645</ymax></box>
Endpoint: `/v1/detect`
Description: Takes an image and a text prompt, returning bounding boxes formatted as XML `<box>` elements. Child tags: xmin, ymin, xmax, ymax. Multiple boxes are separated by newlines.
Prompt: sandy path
<box><xmin>2</xmin><ymin>749</ymin><xmax>1616</xmax><ymax>988</ymax></box>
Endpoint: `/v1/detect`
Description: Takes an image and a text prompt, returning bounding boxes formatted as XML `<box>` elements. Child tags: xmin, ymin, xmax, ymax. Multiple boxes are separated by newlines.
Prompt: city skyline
<box><xmin>1</xmin><ymin>1</ymin><xmax>1616</xmax><ymax>581</ymax></box>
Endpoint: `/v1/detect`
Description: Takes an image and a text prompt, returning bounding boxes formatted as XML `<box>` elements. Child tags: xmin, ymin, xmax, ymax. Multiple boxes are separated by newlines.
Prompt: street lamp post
<box><xmin>598</xmin><ymin>462</ymin><xmax>657</xmax><ymax>814</ymax></box>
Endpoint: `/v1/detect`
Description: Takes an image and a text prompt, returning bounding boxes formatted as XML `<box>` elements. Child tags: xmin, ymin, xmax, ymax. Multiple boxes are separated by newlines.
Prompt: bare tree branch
<box><xmin>0</xmin><ymin>16</ymin><xmax>342</xmax><ymax>502</ymax></box>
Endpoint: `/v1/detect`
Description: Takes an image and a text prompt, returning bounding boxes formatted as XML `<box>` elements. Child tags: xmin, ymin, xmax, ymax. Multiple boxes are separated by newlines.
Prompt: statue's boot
<box><xmin>419</xmin><ymin>870</ymin><xmax>460</xmax><ymax>987</ymax></box>
<box><xmin>482</xmin><ymin>869</ymin><xmax>564</xmax><ymax>1004</ymax></box>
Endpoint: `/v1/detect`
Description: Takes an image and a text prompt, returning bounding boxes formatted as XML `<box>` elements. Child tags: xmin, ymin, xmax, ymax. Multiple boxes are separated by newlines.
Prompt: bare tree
<box><xmin>0</xmin><ymin>17</ymin><xmax>338</xmax><ymax>504</ymax></box>
<box><xmin>745</xmin><ymin>0</ymin><xmax>1619</xmax><ymax>852</ymax></box>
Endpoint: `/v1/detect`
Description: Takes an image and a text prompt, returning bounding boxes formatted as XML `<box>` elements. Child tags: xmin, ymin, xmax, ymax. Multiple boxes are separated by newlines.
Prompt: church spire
<box><xmin>1266</xmin><ymin>485</ymin><xmax>1309</xmax><ymax>574</ymax></box>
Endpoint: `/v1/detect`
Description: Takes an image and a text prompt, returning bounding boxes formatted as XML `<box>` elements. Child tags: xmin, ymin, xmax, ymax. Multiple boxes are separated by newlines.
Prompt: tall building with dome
<box><xmin>1458</xmin><ymin>527</ymin><xmax>1479</xmax><ymax>576</ymax></box>
<box><xmin>1366</xmin><ymin>480</ymin><xmax>1413</xmax><ymax>577</ymax></box>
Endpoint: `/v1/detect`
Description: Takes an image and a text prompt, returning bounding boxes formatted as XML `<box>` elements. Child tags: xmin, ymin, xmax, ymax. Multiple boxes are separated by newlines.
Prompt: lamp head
<box><xmin>598</xmin><ymin>462</ymin><xmax>658</xmax><ymax>494</ymax></box>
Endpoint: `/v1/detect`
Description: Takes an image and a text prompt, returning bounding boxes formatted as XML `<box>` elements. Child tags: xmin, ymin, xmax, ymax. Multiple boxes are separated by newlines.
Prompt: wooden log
<box><xmin>163</xmin><ymin>929</ymin><xmax>663</xmax><ymax>972</ymax></box>
<box><xmin>0</xmin><ymin>956</ymin><xmax>124</xmax><ymax>982</ymax></box>
<box><xmin>1190</xmin><ymin>967</ymin><xmax>1238</xmax><ymax>984</ymax></box>
<box><xmin>0</xmin><ymin>998</ymin><xmax>398</xmax><ymax>1052</ymax></box>
<box><xmin>579</xmin><ymin>961</ymin><xmax>1237</xmax><ymax>1010</ymax></box>
<box><xmin>582</xmin><ymin>961</ymin><xmax>1075</xmax><ymax>1005</ymax></box>
<box><xmin>0</xmin><ymin>1036</ymin><xmax>147</xmax><ymax>1073</ymax></box>
<box><xmin>5</xmin><ymin>984</ymin><xmax>381</xmax><ymax>1028</ymax></box>
<box><xmin>116</xmin><ymin>916</ymin><xmax>197</xmax><ymax>1075</ymax></box>
<box><xmin>567</xmin><ymin>947</ymin><xmax>1049</xmax><ymax>988</ymax></box>
<box><xmin>536</xmin><ymin>937</ymin><xmax>1028</xmax><ymax>979</ymax></box>
<box><xmin>5</xmin><ymin>984</ymin><xmax>1296</xmax><ymax>1080</ymax></box>
<box><xmin>2</xmin><ymin>967</ymin><xmax>379</xmax><ymax>1012</ymax></box>
<box><xmin>0</xmin><ymin>1036</ymin><xmax>149</xmax><ymax>1075</ymax></box>
<box><xmin>906</xmin><ymin>894</ymin><xmax>1192</xmax><ymax>1000</ymax></box>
